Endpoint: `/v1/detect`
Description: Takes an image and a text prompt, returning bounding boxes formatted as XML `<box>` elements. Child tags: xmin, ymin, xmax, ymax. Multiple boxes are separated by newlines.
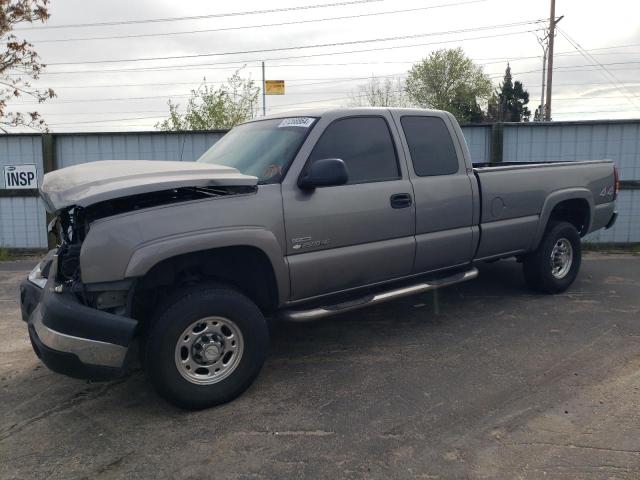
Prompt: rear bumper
<box><xmin>605</xmin><ymin>210</ymin><xmax>618</xmax><ymax>229</ymax></box>
<box><xmin>19</xmin><ymin>262</ymin><xmax>137</xmax><ymax>381</ymax></box>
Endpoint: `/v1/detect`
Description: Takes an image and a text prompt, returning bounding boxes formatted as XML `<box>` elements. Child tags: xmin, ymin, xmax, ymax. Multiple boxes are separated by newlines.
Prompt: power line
<box><xmin>45</xmin><ymin>20</ymin><xmax>543</xmax><ymax>66</ymax></box>
<box><xmin>32</xmin><ymin>1</ymin><xmax>486</xmax><ymax>43</ymax></box>
<box><xmin>556</xmin><ymin>27</ymin><xmax>640</xmax><ymax>111</ymax></box>
<box><xmin>40</xmin><ymin>97</ymin><xmax>639</xmax><ymax>124</ymax></box>
<box><xmin>16</xmin><ymin>0</ymin><xmax>384</xmax><ymax>30</ymax></box>
<box><xmin>13</xmin><ymin>74</ymin><xmax>409</xmax><ymax>105</ymax></box>
<box><xmin>27</xmin><ymin>110</ymin><xmax>171</xmax><ymax>116</ymax></box>
<box><xmin>38</xmin><ymin>72</ymin><xmax>408</xmax><ymax>89</ymax></box>
<box><xmin>47</xmin><ymin>109</ymin><xmax>640</xmax><ymax>130</ymax></box>
<box><xmin>14</xmin><ymin>64</ymin><xmax>640</xmax><ymax>106</ymax></box>
<box><xmin>29</xmin><ymin>34</ymin><xmax>638</xmax><ymax>78</ymax></box>
<box><xmin>553</xmin><ymin>109</ymin><xmax>640</xmax><ymax>115</ymax></box>
<box><xmin>25</xmin><ymin>42</ymin><xmax>640</xmax><ymax>76</ymax></box>
<box><xmin>37</xmin><ymin>60</ymin><xmax>640</xmax><ymax>90</ymax></box>
<box><xmin>24</xmin><ymin>86</ymin><xmax>640</xmax><ymax>117</ymax></box>
<box><xmin>48</xmin><ymin>115</ymin><xmax>168</xmax><ymax>126</ymax></box>
<box><xmin>29</xmin><ymin>29</ymin><xmax>544</xmax><ymax>76</ymax></box>
<box><xmin>13</xmin><ymin>49</ymin><xmax>635</xmax><ymax>81</ymax></box>
<box><xmin>19</xmin><ymin>91</ymin><xmax>640</xmax><ymax>120</ymax></box>
<box><xmin>491</xmin><ymin>64</ymin><xmax>640</xmax><ymax>79</ymax></box>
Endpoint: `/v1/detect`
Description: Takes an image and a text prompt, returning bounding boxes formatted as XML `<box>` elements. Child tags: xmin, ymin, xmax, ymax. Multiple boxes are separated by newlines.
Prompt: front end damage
<box><xmin>20</xmin><ymin>203</ymin><xmax>138</xmax><ymax>380</ymax></box>
<box><xmin>21</xmin><ymin>156</ymin><xmax>259</xmax><ymax>382</ymax></box>
<box><xmin>21</xmin><ymin>184</ymin><xmax>257</xmax><ymax>381</ymax></box>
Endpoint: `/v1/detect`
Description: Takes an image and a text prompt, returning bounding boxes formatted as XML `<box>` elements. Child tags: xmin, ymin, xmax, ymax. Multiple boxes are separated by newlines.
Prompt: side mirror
<box><xmin>298</xmin><ymin>158</ymin><xmax>349</xmax><ymax>190</ymax></box>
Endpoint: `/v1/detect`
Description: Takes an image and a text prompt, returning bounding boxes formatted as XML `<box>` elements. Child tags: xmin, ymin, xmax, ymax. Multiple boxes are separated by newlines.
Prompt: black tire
<box><xmin>144</xmin><ymin>284</ymin><xmax>268</xmax><ymax>410</ymax></box>
<box><xmin>523</xmin><ymin>221</ymin><xmax>581</xmax><ymax>294</ymax></box>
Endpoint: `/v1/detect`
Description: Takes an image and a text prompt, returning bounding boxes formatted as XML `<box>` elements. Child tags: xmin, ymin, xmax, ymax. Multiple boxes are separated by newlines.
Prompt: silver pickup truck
<box><xmin>20</xmin><ymin>108</ymin><xmax>618</xmax><ymax>409</ymax></box>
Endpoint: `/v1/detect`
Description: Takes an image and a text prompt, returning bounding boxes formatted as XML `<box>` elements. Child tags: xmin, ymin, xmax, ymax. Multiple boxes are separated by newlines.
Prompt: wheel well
<box><xmin>547</xmin><ymin>198</ymin><xmax>590</xmax><ymax>236</ymax></box>
<box><xmin>131</xmin><ymin>246</ymin><xmax>279</xmax><ymax>321</ymax></box>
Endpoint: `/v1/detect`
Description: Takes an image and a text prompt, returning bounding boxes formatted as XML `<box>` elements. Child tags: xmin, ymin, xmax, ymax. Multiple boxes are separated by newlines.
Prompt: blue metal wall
<box><xmin>584</xmin><ymin>190</ymin><xmax>639</xmax><ymax>243</ymax></box>
<box><xmin>503</xmin><ymin>121</ymin><xmax>640</xmax><ymax>243</ymax></box>
<box><xmin>460</xmin><ymin>125</ymin><xmax>491</xmax><ymax>163</ymax></box>
<box><xmin>0</xmin><ymin>135</ymin><xmax>47</xmax><ymax>248</ymax></box>
<box><xmin>1</xmin><ymin>131</ymin><xmax>225</xmax><ymax>249</ymax></box>
<box><xmin>55</xmin><ymin>132</ymin><xmax>225</xmax><ymax>168</ymax></box>
<box><xmin>0</xmin><ymin>121</ymin><xmax>638</xmax><ymax>248</ymax></box>
<box><xmin>503</xmin><ymin>122</ymin><xmax>640</xmax><ymax>181</ymax></box>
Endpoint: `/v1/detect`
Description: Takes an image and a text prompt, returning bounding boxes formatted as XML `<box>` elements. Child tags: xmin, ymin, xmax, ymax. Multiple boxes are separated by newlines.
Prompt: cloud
<box><xmin>6</xmin><ymin>0</ymin><xmax>640</xmax><ymax>130</ymax></box>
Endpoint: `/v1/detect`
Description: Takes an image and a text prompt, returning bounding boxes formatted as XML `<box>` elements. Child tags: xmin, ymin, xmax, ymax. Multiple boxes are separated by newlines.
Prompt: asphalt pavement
<box><xmin>1</xmin><ymin>254</ymin><xmax>639</xmax><ymax>479</ymax></box>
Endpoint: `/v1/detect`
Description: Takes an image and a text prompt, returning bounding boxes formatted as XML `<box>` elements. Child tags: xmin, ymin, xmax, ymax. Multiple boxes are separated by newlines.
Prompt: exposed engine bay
<box><xmin>48</xmin><ymin>185</ymin><xmax>257</xmax><ymax>313</ymax></box>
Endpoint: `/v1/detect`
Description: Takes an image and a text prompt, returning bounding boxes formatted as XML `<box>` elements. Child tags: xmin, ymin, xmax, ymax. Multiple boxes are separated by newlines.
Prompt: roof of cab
<box><xmin>252</xmin><ymin>107</ymin><xmax>449</xmax><ymax>122</ymax></box>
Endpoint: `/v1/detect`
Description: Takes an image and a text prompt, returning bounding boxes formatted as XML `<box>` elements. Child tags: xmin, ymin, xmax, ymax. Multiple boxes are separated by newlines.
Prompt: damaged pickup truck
<box><xmin>20</xmin><ymin>108</ymin><xmax>618</xmax><ymax>409</ymax></box>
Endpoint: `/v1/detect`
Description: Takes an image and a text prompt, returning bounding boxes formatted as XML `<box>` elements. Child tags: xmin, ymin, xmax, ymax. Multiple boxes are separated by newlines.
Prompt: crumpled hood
<box><xmin>40</xmin><ymin>160</ymin><xmax>258</xmax><ymax>211</ymax></box>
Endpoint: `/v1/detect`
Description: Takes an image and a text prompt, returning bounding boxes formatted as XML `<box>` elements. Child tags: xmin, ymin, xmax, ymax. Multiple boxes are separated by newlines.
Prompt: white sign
<box><xmin>3</xmin><ymin>164</ymin><xmax>38</xmax><ymax>189</ymax></box>
<box><xmin>278</xmin><ymin>117</ymin><xmax>315</xmax><ymax>128</ymax></box>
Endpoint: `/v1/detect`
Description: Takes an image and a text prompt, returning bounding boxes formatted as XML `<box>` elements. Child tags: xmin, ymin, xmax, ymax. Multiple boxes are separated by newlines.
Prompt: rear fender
<box><xmin>532</xmin><ymin>188</ymin><xmax>594</xmax><ymax>250</ymax></box>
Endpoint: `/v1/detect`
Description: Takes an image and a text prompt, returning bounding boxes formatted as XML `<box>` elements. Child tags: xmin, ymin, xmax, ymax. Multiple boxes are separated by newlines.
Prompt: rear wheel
<box><xmin>144</xmin><ymin>284</ymin><xmax>268</xmax><ymax>410</ymax></box>
<box><xmin>523</xmin><ymin>221</ymin><xmax>581</xmax><ymax>294</ymax></box>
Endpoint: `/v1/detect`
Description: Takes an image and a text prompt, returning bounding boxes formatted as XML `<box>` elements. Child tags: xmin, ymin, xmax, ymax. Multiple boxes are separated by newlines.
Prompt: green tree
<box><xmin>405</xmin><ymin>48</ymin><xmax>492</xmax><ymax>123</ymax></box>
<box><xmin>157</xmin><ymin>71</ymin><xmax>259</xmax><ymax>131</ymax></box>
<box><xmin>349</xmin><ymin>76</ymin><xmax>411</xmax><ymax>107</ymax></box>
<box><xmin>1</xmin><ymin>0</ymin><xmax>55</xmax><ymax>132</ymax></box>
<box><xmin>486</xmin><ymin>64</ymin><xmax>531</xmax><ymax>122</ymax></box>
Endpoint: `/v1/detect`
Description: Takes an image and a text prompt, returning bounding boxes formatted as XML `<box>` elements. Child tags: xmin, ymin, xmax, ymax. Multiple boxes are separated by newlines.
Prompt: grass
<box><xmin>582</xmin><ymin>242</ymin><xmax>640</xmax><ymax>254</ymax></box>
<box><xmin>0</xmin><ymin>248</ymin><xmax>47</xmax><ymax>261</ymax></box>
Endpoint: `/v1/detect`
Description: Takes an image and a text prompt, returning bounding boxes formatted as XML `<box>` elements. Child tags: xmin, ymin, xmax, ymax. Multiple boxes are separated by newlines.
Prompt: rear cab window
<box><xmin>307</xmin><ymin>116</ymin><xmax>400</xmax><ymax>184</ymax></box>
<box><xmin>400</xmin><ymin>116</ymin><xmax>459</xmax><ymax>176</ymax></box>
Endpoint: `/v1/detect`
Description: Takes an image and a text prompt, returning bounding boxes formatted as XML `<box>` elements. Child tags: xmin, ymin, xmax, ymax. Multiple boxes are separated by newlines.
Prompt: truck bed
<box><xmin>471</xmin><ymin>160</ymin><xmax>616</xmax><ymax>260</ymax></box>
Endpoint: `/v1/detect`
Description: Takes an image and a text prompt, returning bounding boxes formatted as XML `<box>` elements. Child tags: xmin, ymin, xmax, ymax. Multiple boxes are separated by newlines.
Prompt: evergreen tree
<box><xmin>487</xmin><ymin>64</ymin><xmax>531</xmax><ymax>122</ymax></box>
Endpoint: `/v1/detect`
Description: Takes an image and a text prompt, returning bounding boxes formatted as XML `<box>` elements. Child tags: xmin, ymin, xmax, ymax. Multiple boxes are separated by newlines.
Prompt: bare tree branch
<box><xmin>1</xmin><ymin>0</ymin><xmax>55</xmax><ymax>132</ymax></box>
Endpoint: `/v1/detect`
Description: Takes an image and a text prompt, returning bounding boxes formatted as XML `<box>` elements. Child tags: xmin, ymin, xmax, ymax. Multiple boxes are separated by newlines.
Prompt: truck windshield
<box><xmin>197</xmin><ymin>117</ymin><xmax>316</xmax><ymax>183</ymax></box>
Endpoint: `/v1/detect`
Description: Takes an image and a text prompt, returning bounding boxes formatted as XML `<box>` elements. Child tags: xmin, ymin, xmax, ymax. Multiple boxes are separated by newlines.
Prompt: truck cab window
<box><xmin>308</xmin><ymin>116</ymin><xmax>400</xmax><ymax>184</ymax></box>
<box><xmin>401</xmin><ymin>116</ymin><xmax>459</xmax><ymax>176</ymax></box>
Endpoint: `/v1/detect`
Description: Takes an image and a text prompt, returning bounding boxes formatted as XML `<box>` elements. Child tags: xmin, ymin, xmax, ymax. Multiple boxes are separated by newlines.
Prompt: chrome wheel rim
<box><xmin>174</xmin><ymin>316</ymin><xmax>244</xmax><ymax>385</ymax></box>
<box><xmin>550</xmin><ymin>238</ymin><xmax>573</xmax><ymax>279</ymax></box>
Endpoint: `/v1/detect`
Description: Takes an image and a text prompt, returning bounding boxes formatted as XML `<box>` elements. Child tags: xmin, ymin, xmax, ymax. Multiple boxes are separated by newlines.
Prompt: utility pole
<box><xmin>544</xmin><ymin>0</ymin><xmax>563</xmax><ymax>121</ymax></box>
<box><xmin>262</xmin><ymin>61</ymin><xmax>266</xmax><ymax>116</ymax></box>
<box><xmin>541</xmin><ymin>48</ymin><xmax>547</xmax><ymax>118</ymax></box>
<box><xmin>537</xmin><ymin>32</ymin><xmax>548</xmax><ymax>120</ymax></box>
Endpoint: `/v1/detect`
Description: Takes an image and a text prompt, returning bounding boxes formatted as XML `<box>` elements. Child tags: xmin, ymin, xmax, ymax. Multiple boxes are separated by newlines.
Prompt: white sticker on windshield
<box><xmin>278</xmin><ymin>117</ymin><xmax>315</xmax><ymax>128</ymax></box>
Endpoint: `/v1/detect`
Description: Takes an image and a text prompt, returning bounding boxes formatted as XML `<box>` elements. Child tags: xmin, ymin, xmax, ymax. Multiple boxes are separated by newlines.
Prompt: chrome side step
<box><xmin>280</xmin><ymin>267</ymin><xmax>478</xmax><ymax>322</ymax></box>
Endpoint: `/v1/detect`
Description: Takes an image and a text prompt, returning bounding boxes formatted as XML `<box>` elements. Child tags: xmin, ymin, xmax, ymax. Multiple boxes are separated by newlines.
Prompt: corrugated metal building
<box><xmin>0</xmin><ymin>135</ymin><xmax>47</xmax><ymax>248</ymax></box>
<box><xmin>0</xmin><ymin>121</ymin><xmax>638</xmax><ymax>249</ymax></box>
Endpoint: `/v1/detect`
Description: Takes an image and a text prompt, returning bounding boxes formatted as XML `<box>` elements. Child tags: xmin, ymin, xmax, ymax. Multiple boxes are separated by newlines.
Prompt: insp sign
<box><xmin>3</xmin><ymin>164</ymin><xmax>38</xmax><ymax>189</ymax></box>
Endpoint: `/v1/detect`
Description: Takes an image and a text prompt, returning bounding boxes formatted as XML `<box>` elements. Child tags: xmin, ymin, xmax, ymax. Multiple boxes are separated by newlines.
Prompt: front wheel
<box><xmin>523</xmin><ymin>221</ymin><xmax>582</xmax><ymax>294</ymax></box>
<box><xmin>144</xmin><ymin>284</ymin><xmax>269</xmax><ymax>410</ymax></box>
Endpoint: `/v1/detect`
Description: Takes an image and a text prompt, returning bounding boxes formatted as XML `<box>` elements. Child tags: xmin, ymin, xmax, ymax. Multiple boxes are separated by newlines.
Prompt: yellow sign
<box><xmin>265</xmin><ymin>80</ymin><xmax>285</xmax><ymax>95</ymax></box>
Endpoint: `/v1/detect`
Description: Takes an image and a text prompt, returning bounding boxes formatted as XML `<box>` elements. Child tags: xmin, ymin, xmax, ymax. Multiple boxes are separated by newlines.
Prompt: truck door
<box><xmin>392</xmin><ymin>113</ymin><xmax>476</xmax><ymax>273</ymax></box>
<box><xmin>282</xmin><ymin>113</ymin><xmax>416</xmax><ymax>301</ymax></box>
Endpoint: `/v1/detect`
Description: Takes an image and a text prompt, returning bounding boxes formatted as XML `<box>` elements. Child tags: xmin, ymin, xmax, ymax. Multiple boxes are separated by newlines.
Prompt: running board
<box><xmin>280</xmin><ymin>267</ymin><xmax>479</xmax><ymax>322</ymax></box>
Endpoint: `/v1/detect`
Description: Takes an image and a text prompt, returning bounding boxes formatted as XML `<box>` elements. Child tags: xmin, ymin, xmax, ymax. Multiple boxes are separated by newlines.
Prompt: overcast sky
<box><xmin>7</xmin><ymin>0</ymin><xmax>640</xmax><ymax>131</ymax></box>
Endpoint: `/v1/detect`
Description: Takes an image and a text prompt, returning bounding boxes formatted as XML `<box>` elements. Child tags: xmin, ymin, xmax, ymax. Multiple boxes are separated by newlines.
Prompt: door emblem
<box><xmin>292</xmin><ymin>236</ymin><xmax>329</xmax><ymax>250</ymax></box>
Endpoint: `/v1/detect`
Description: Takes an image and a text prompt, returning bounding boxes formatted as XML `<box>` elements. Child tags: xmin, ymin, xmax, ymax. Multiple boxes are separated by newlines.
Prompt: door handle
<box><xmin>390</xmin><ymin>193</ymin><xmax>412</xmax><ymax>209</ymax></box>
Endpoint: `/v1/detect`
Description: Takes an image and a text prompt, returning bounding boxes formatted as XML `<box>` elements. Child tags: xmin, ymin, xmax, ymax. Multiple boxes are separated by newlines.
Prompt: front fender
<box><xmin>532</xmin><ymin>188</ymin><xmax>594</xmax><ymax>250</ymax></box>
<box><xmin>124</xmin><ymin>226</ymin><xmax>289</xmax><ymax>303</ymax></box>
